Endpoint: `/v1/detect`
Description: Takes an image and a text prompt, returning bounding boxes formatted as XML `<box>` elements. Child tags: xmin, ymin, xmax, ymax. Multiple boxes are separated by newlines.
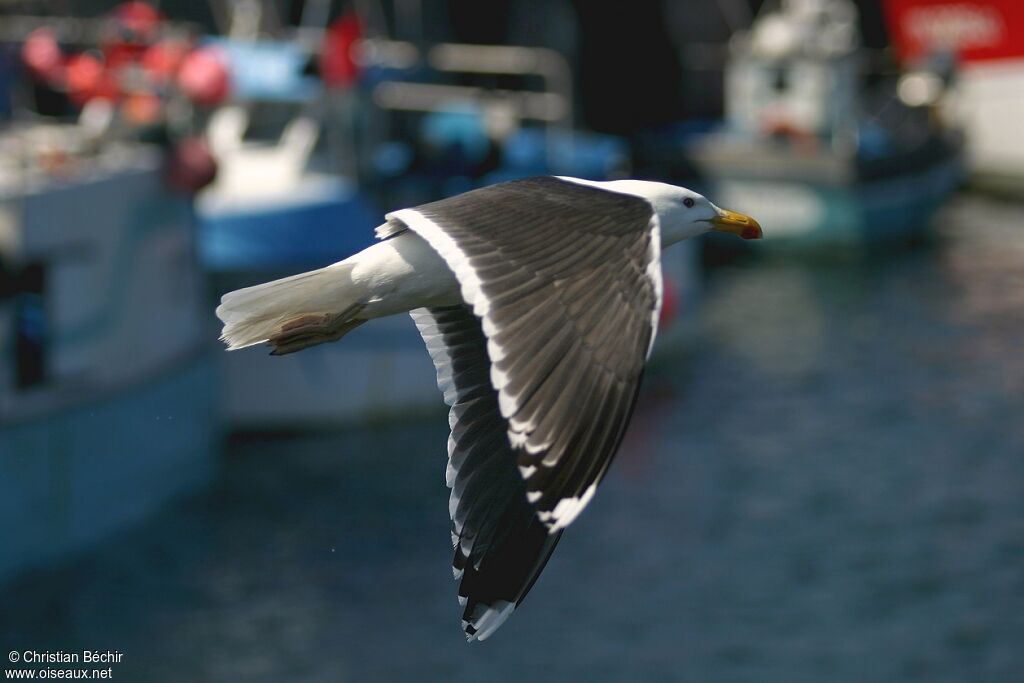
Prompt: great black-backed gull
<box><xmin>216</xmin><ymin>176</ymin><xmax>761</xmax><ymax>640</ymax></box>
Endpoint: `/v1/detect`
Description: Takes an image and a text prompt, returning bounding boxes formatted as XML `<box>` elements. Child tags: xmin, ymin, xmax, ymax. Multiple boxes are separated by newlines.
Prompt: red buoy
<box><xmin>141</xmin><ymin>39</ymin><xmax>189</xmax><ymax>83</ymax></box>
<box><xmin>65</xmin><ymin>52</ymin><xmax>119</xmax><ymax>104</ymax></box>
<box><xmin>177</xmin><ymin>47</ymin><xmax>230</xmax><ymax>105</ymax></box>
<box><xmin>165</xmin><ymin>137</ymin><xmax>218</xmax><ymax>193</ymax></box>
<box><xmin>22</xmin><ymin>28</ymin><xmax>64</xmax><ymax>83</ymax></box>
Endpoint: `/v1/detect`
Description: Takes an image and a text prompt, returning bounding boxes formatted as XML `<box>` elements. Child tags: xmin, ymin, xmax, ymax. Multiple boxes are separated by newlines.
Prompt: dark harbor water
<box><xmin>3</xmin><ymin>195</ymin><xmax>1024</xmax><ymax>682</ymax></box>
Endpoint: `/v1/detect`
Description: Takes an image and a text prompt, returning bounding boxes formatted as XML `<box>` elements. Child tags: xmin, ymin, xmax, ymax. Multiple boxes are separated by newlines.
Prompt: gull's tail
<box><xmin>216</xmin><ymin>263</ymin><xmax>365</xmax><ymax>355</ymax></box>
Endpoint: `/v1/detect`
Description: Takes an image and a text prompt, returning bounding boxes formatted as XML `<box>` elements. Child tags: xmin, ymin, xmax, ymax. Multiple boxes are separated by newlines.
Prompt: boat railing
<box><xmin>358</xmin><ymin>39</ymin><xmax>573</xmax><ymax>157</ymax></box>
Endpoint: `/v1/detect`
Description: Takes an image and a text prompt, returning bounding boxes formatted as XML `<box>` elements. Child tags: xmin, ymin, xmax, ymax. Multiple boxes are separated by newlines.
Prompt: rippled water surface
<box><xmin>3</xmin><ymin>195</ymin><xmax>1024</xmax><ymax>682</ymax></box>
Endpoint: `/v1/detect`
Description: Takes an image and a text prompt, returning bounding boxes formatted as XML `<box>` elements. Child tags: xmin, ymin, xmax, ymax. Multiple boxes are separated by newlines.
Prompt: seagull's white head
<box><xmin>558</xmin><ymin>178</ymin><xmax>763</xmax><ymax>248</ymax></box>
<box><xmin>642</xmin><ymin>183</ymin><xmax>763</xmax><ymax>247</ymax></box>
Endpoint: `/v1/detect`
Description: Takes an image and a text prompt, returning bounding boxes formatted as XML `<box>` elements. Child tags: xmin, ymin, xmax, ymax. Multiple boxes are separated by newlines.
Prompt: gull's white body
<box><xmin>347</xmin><ymin>232</ymin><xmax>461</xmax><ymax>318</ymax></box>
<box><xmin>217</xmin><ymin>179</ymin><xmax>717</xmax><ymax>350</ymax></box>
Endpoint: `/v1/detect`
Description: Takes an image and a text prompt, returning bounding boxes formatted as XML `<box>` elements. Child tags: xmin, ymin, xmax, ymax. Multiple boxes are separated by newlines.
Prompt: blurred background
<box><xmin>1</xmin><ymin>0</ymin><xmax>1023</xmax><ymax>680</ymax></box>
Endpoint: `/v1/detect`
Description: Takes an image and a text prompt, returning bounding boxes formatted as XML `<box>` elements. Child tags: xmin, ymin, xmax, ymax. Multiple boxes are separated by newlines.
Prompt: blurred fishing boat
<box><xmin>192</xmin><ymin>4</ymin><xmax>436</xmax><ymax>428</ymax></box>
<box><xmin>0</xmin><ymin>1</ymin><xmax>233</xmax><ymax>584</ymax></box>
<box><xmin>690</xmin><ymin>0</ymin><xmax>962</xmax><ymax>253</ymax></box>
<box><xmin>0</xmin><ymin>125</ymin><xmax>217</xmax><ymax>584</ymax></box>
<box><xmin>883</xmin><ymin>0</ymin><xmax>1024</xmax><ymax>194</ymax></box>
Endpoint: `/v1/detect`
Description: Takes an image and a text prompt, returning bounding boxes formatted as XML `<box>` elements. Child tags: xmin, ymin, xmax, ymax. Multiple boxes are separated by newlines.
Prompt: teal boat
<box><xmin>688</xmin><ymin>0</ymin><xmax>962</xmax><ymax>254</ymax></box>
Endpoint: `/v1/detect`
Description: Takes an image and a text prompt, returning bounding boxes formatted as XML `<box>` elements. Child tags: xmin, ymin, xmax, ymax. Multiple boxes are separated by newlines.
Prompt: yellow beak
<box><xmin>711</xmin><ymin>208</ymin><xmax>763</xmax><ymax>240</ymax></box>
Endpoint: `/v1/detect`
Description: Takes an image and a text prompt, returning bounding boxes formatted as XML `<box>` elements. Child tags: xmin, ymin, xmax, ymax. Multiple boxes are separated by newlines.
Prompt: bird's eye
<box><xmin>683</xmin><ymin>197</ymin><xmax>695</xmax><ymax>208</ymax></box>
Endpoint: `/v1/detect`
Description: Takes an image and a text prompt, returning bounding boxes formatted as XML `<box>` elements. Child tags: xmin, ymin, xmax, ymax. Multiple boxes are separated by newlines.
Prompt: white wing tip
<box><xmin>465</xmin><ymin>600</ymin><xmax>516</xmax><ymax>642</ymax></box>
<box><xmin>538</xmin><ymin>484</ymin><xmax>598</xmax><ymax>533</ymax></box>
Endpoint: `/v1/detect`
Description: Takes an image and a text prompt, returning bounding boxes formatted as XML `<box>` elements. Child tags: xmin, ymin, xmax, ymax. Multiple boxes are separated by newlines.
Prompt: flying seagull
<box><xmin>216</xmin><ymin>176</ymin><xmax>761</xmax><ymax>640</ymax></box>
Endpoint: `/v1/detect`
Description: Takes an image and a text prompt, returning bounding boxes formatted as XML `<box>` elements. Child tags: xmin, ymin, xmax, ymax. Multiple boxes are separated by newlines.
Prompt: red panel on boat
<box><xmin>884</xmin><ymin>0</ymin><xmax>1024</xmax><ymax>63</ymax></box>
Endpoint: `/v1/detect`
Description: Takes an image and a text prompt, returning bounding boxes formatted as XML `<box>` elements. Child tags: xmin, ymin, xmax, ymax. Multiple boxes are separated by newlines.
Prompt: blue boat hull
<box><xmin>0</xmin><ymin>354</ymin><xmax>218</xmax><ymax>583</ymax></box>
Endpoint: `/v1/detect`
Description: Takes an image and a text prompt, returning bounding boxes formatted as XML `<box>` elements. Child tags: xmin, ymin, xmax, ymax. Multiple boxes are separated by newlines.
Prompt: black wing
<box><xmin>412</xmin><ymin>305</ymin><xmax>562</xmax><ymax>641</ymax></box>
